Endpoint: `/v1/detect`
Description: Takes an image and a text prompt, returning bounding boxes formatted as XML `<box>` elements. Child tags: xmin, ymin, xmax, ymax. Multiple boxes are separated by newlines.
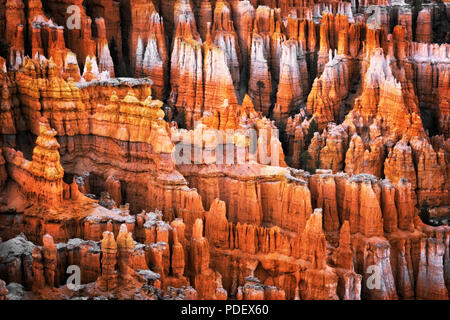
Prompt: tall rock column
<box><xmin>197</xmin><ymin>0</ymin><xmax>212</xmax><ymax>42</ymax></box>
<box><xmin>334</xmin><ymin>221</ymin><xmax>362</xmax><ymax>300</ymax></box>
<box><xmin>415</xmin><ymin>9</ymin><xmax>432</xmax><ymax>43</ymax></box>
<box><xmin>204</xmin><ymin>199</ymin><xmax>229</xmax><ymax>248</ymax></box>
<box><xmin>270</xmin><ymin>21</ymin><xmax>285</xmax><ymax>95</ymax></box>
<box><xmin>231</xmin><ymin>0</ymin><xmax>254</xmax><ymax>94</ymax></box>
<box><xmin>384</xmin><ymin>137</ymin><xmax>417</xmax><ymax>190</ymax></box>
<box><xmin>95</xmin><ymin>18</ymin><xmax>115</xmax><ymax>77</ymax></box>
<box><xmin>397</xmin><ymin>7</ymin><xmax>413</xmax><ymax>41</ymax></box>
<box><xmin>97</xmin><ymin>231</ymin><xmax>118</xmax><ymax>291</ymax></box>
<box><xmin>299</xmin><ymin>209</ymin><xmax>339</xmax><ymax>300</ymax></box>
<box><xmin>274</xmin><ymin>40</ymin><xmax>304</xmax><ymax>128</ymax></box>
<box><xmin>117</xmin><ymin>0</ymin><xmax>158</xmax><ymax>75</ymax></box>
<box><xmin>3</xmin><ymin>117</ymin><xmax>65</xmax><ymax>206</ymax></box>
<box><xmin>249</xmin><ymin>33</ymin><xmax>272</xmax><ymax>116</ymax></box>
<box><xmin>344</xmin><ymin>134</ymin><xmax>384</xmax><ymax>178</ymax></box>
<box><xmin>317</xmin><ymin>13</ymin><xmax>332</xmax><ymax>76</ymax></box>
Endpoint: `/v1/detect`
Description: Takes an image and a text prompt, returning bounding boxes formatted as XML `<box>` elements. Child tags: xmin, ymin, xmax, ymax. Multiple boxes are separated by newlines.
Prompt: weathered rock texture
<box><xmin>0</xmin><ymin>0</ymin><xmax>448</xmax><ymax>302</ymax></box>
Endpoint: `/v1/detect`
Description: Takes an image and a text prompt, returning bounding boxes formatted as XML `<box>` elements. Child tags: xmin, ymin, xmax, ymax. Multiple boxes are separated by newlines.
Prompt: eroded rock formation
<box><xmin>0</xmin><ymin>0</ymin><xmax>448</xmax><ymax>302</ymax></box>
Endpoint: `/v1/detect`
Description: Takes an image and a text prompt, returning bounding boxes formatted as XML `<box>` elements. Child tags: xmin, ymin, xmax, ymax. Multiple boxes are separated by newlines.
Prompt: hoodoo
<box><xmin>0</xmin><ymin>0</ymin><xmax>448</xmax><ymax>302</ymax></box>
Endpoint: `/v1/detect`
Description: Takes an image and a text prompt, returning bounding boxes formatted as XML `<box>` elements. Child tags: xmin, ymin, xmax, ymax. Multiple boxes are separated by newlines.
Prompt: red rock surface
<box><xmin>0</xmin><ymin>0</ymin><xmax>448</xmax><ymax>302</ymax></box>
<box><xmin>211</xmin><ymin>1</ymin><xmax>241</xmax><ymax>97</ymax></box>
<box><xmin>273</xmin><ymin>39</ymin><xmax>307</xmax><ymax>127</ymax></box>
<box><xmin>4</xmin><ymin>118</ymin><xmax>65</xmax><ymax>206</ymax></box>
<box><xmin>137</xmin><ymin>11</ymin><xmax>168</xmax><ymax>100</ymax></box>
<box><xmin>416</xmin><ymin>9</ymin><xmax>432</xmax><ymax>44</ymax></box>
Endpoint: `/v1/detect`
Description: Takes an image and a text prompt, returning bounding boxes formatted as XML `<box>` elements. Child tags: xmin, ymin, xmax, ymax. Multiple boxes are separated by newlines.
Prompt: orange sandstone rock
<box><xmin>274</xmin><ymin>40</ymin><xmax>307</xmax><ymax>128</ymax></box>
<box><xmin>299</xmin><ymin>209</ymin><xmax>339</xmax><ymax>300</ymax></box>
<box><xmin>415</xmin><ymin>9</ymin><xmax>432</xmax><ymax>43</ymax></box>
<box><xmin>249</xmin><ymin>32</ymin><xmax>272</xmax><ymax>116</ymax></box>
<box><xmin>4</xmin><ymin>118</ymin><xmax>65</xmax><ymax>206</ymax></box>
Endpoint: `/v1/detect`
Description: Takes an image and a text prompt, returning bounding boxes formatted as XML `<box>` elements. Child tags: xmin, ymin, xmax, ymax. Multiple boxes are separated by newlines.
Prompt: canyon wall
<box><xmin>0</xmin><ymin>0</ymin><xmax>448</xmax><ymax>301</ymax></box>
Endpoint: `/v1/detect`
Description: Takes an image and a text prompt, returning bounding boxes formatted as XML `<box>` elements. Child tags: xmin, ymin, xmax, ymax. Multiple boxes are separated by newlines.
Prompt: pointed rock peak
<box><xmin>0</xmin><ymin>57</ymin><xmax>6</xmax><ymax>72</ymax></box>
<box><xmin>83</xmin><ymin>55</ymin><xmax>99</xmax><ymax>74</ymax></box>
<box><xmin>38</xmin><ymin>117</ymin><xmax>57</xmax><ymax>137</ymax></box>
<box><xmin>137</xmin><ymin>36</ymin><xmax>144</xmax><ymax>51</ymax></box>
<box><xmin>253</xmin><ymin>23</ymin><xmax>259</xmax><ymax>34</ymax></box>
<box><xmin>174</xmin><ymin>228</ymin><xmax>184</xmax><ymax>246</ymax></box>
<box><xmin>242</xmin><ymin>94</ymin><xmax>255</xmax><ymax>111</ymax></box>
<box><xmin>117</xmin><ymin>223</ymin><xmax>134</xmax><ymax>249</ymax></box>
<box><xmin>209</xmin><ymin>199</ymin><xmax>226</xmax><ymax>215</ymax></box>
<box><xmin>119</xmin><ymin>223</ymin><xmax>128</xmax><ymax>235</ymax></box>
<box><xmin>365</xmin><ymin>48</ymin><xmax>395</xmax><ymax>87</ymax></box>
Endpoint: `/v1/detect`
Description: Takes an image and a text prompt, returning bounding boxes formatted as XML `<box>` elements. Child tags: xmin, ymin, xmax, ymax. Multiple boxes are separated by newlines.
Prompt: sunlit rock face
<box><xmin>0</xmin><ymin>0</ymin><xmax>448</xmax><ymax>301</ymax></box>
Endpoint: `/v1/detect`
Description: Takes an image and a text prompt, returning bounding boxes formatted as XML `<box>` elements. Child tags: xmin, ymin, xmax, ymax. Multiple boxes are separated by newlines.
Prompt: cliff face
<box><xmin>0</xmin><ymin>0</ymin><xmax>448</xmax><ymax>301</ymax></box>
